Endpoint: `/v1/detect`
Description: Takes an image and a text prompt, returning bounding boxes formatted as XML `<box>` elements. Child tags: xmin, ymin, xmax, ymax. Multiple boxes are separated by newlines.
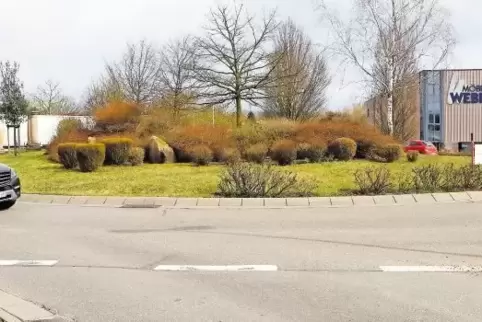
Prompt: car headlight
<box><xmin>11</xmin><ymin>169</ymin><xmax>17</xmax><ymax>179</ymax></box>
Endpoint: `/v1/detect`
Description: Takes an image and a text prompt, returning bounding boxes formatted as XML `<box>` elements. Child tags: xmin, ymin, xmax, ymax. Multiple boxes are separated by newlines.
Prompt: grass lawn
<box><xmin>0</xmin><ymin>151</ymin><xmax>471</xmax><ymax>197</ymax></box>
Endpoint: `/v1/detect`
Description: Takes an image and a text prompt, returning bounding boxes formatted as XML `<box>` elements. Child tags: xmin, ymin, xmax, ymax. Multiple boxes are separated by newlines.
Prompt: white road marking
<box><xmin>154</xmin><ymin>265</ymin><xmax>278</xmax><ymax>272</ymax></box>
<box><xmin>380</xmin><ymin>265</ymin><xmax>482</xmax><ymax>272</ymax></box>
<box><xmin>0</xmin><ymin>260</ymin><xmax>58</xmax><ymax>267</ymax></box>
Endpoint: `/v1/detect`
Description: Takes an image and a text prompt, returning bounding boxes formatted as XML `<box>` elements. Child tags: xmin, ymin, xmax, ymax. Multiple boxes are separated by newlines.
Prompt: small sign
<box><xmin>474</xmin><ymin>144</ymin><xmax>482</xmax><ymax>165</ymax></box>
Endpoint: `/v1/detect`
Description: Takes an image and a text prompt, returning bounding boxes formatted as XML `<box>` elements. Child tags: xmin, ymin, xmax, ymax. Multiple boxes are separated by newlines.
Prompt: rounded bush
<box><xmin>298</xmin><ymin>142</ymin><xmax>327</xmax><ymax>163</ymax></box>
<box><xmin>76</xmin><ymin>144</ymin><xmax>106</xmax><ymax>172</ymax></box>
<box><xmin>328</xmin><ymin>138</ymin><xmax>357</xmax><ymax>161</ymax></box>
<box><xmin>57</xmin><ymin>143</ymin><xmax>78</xmax><ymax>169</ymax></box>
<box><xmin>216</xmin><ymin>147</ymin><xmax>241</xmax><ymax>164</ymax></box>
<box><xmin>271</xmin><ymin>140</ymin><xmax>297</xmax><ymax>166</ymax></box>
<box><xmin>355</xmin><ymin>139</ymin><xmax>376</xmax><ymax>159</ymax></box>
<box><xmin>100</xmin><ymin>138</ymin><xmax>133</xmax><ymax>165</ymax></box>
<box><xmin>297</xmin><ymin>143</ymin><xmax>311</xmax><ymax>160</ymax></box>
<box><xmin>245</xmin><ymin>144</ymin><xmax>268</xmax><ymax>164</ymax></box>
<box><xmin>406</xmin><ymin>151</ymin><xmax>420</xmax><ymax>163</ymax></box>
<box><xmin>370</xmin><ymin>144</ymin><xmax>403</xmax><ymax>163</ymax></box>
<box><xmin>188</xmin><ymin>145</ymin><xmax>213</xmax><ymax>166</ymax></box>
<box><xmin>128</xmin><ymin>147</ymin><xmax>145</xmax><ymax>166</ymax></box>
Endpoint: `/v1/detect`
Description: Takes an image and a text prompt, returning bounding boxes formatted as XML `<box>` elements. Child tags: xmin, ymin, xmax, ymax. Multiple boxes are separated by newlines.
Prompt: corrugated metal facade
<box><xmin>442</xmin><ymin>69</ymin><xmax>482</xmax><ymax>149</ymax></box>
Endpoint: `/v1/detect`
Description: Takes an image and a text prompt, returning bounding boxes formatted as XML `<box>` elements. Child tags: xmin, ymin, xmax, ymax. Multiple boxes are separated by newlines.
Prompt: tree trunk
<box><xmin>387</xmin><ymin>83</ymin><xmax>394</xmax><ymax>135</ymax></box>
<box><xmin>386</xmin><ymin>48</ymin><xmax>395</xmax><ymax>135</ymax></box>
<box><xmin>13</xmin><ymin>127</ymin><xmax>18</xmax><ymax>157</ymax></box>
<box><xmin>235</xmin><ymin>95</ymin><xmax>242</xmax><ymax>128</ymax></box>
<box><xmin>6</xmin><ymin>128</ymin><xmax>10</xmax><ymax>152</ymax></box>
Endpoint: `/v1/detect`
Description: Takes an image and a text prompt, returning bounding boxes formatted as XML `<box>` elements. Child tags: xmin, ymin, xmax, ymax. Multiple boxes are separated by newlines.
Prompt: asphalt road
<box><xmin>0</xmin><ymin>201</ymin><xmax>482</xmax><ymax>321</ymax></box>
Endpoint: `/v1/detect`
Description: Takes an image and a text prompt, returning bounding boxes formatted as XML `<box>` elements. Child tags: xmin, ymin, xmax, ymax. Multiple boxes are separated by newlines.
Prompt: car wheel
<box><xmin>0</xmin><ymin>201</ymin><xmax>16</xmax><ymax>211</ymax></box>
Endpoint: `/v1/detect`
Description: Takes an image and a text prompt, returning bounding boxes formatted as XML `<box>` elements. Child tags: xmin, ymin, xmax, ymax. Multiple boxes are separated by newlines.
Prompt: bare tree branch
<box><xmin>262</xmin><ymin>19</ymin><xmax>331</xmax><ymax>121</ymax></box>
<box><xmin>319</xmin><ymin>0</ymin><xmax>455</xmax><ymax>135</ymax></box>
<box><xmin>192</xmin><ymin>3</ymin><xmax>279</xmax><ymax>127</ymax></box>
<box><xmin>158</xmin><ymin>36</ymin><xmax>200</xmax><ymax>115</ymax></box>
<box><xmin>31</xmin><ymin>80</ymin><xmax>83</xmax><ymax>115</ymax></box>
<box><xmin>106</xmin><ymin>40</ymin><xmax>162</xmax><ymax>106</ymax></box>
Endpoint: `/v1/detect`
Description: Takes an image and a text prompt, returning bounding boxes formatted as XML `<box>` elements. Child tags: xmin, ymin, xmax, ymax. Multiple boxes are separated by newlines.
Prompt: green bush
<box><xmin>328</xmin><ymin>138</ymin><xmax>357</xmax><ymax>161</ymax></box>
<box><xmin>412</xmin><ymin>164</ymin><xmax>443</xmax><ymax>193</ymax></box>
<box><xmin>457</xmin><ymin>165</ymin><xmax>482</xmax><ymax>190</ymax></box>
<box><xmin>245</xmin><ymin>143</ymin><xmax>268</xmax><ymax>164</ymax></box>
<box><xmin>370</xmin><ymin>144</ymin><xmax>403</xmax><ymax>163</ymax></box>
<box><xmin>101</xmin><ymin>138</ymin><xmax>133</xmax><ymax>165</ymax></box>
<box><xmin>128</xmin><ymin>147</ymin><xmax>145</xmax><ymax>166</ymax></box>
<box><xmin>188</xmin><ymin>145</ymin><xmax>213</xmax><ymax>166</ymax></box>
<box><xmin>217</xmin><ymin>162</ymin><xmax>316</xmax><ymax>198</ymax></box>
<box><xmin>271</xmin><ymin>140</ymin><xmax>297</xmax><ymax>166</ymax></box>
<box><xmin>57</xmin><ymin>143</ymin><xmax>78</xmax><ymax>169</ymax></box>
<box><xmin>76</xmin><ymin>144</ymin><xmax>105</xmax><ymax>172</ymax></box>
<box><xmin>406</xmin><ymin>151</ymin><xmax>419</xmax><ymax>162</ymax></box>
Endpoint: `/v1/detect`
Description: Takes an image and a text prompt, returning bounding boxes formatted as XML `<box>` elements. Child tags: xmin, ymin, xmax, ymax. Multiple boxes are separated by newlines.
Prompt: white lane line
<box><xmin>0</xmin><ymin>260</ymin><xmax>58</xmax><ymax>267</ymax></box>
<box><xmin>380</xmin><ymin>266</ymin><xmax>482</xmax><ymax>272</ymax></box>
<box><xmin>154</xmin><ymin>265</ymin><xmax>278</xmax><ymax>272</ymax></box>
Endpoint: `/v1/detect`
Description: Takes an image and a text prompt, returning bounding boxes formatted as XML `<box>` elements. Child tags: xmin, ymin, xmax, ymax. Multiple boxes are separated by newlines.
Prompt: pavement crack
<box><xmin>179</xmin><ymin>230</ymin><xmax>482</xmax><ymax>260</ymax></box>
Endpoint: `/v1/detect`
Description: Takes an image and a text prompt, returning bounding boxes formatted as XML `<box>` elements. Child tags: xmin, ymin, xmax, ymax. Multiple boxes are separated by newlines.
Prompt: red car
<box><xmin>404</xmin><ymin>140</ymin><xmax>438</xmax><ymax>155</ymax></box>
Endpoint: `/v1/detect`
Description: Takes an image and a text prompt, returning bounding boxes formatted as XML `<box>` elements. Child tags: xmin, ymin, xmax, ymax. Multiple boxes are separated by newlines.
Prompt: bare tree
<box><xmin>193</xmin><ymin>4</ymin><xmax>279</xmax><ymax>127</ymax></box>
<box><xmin>319</xmin><ymin>0</ymin><xmax>454</xmax><ymax>135</ymax></box>
<box><xmin>83</xmin><ymin>76</ymin><xmax>124</xmax><ymax>113</ymax></box>
<box><xmin>31</xmin><ymin>80</ymin><xmax>82</xmax><ymax>115</ymax></box>
<box><xmin>262</xmin><ymin>19</ymin><xmax>330</xmax><ymax>121</ymax></box>
<box><xmin>368</xmin><ymin>34</ymin><xmax>420</xmax><ymax>140</ymax></box>
<box><xmin>158</xmin><ymin>36</ymin><xmax>199</xmax><ymax>115</ymax></box>
<box><xmin>106</xmin><ymin>40</ymin><xmax>162</xmax><ymax>105</ymax></box>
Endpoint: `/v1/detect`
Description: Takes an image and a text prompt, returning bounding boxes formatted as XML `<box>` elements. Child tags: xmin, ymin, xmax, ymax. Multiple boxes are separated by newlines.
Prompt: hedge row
<box><xmin>354</xmin><ymin>163</ymin><xmax>482</xmax><ymax>195</ymax></box>
<box><xmin>57</xmin><ymin>138</ymin><xmax>143</xmax><ymax>172</ymax></box>
<box><xmin>58</xmin><ymin>143</ymin><xmax>106</xmax><ymax>172</ymax></box>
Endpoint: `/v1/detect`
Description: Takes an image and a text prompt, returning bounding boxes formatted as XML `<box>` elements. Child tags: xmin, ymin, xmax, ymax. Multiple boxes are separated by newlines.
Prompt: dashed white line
<box><xmin>380</xmin><ymin>265</ymin><xmax>482</xmax><ymax>272</ymax></box>
<box><xmin>154</xmin><ymin>265</ymin><xmax>278</xmax><ymax>272</ymax></box>
<box><xmin>0</xmin><ymin>260</ymin><xmax>58</xmax><ymax>267</ymax></box>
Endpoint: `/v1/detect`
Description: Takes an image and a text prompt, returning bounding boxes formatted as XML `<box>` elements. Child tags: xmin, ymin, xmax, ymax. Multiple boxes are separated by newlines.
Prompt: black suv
<box><xmin>0</xmin><ymin>163</ymin><xmax>20</xmax><ymax>210</ymax></box>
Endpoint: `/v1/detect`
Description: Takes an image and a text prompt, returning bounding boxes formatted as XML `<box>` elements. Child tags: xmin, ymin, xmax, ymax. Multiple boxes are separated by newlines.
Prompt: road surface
<box><xmin>0</xmin><ymin>201</ymin><xmax>481</xmax><ymax>321</ymax></box>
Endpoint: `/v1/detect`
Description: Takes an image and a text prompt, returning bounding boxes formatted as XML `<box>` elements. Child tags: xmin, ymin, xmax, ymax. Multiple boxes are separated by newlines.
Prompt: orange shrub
<box><xmin>294</xmin><ymin>121</ymin><xmax>396</xmax><ymax>154</ymax></box>
<box><xmin>94</xmin><ymin>101</ymin><xmax>141</xmax><ymax>133</ymax></box>
<box><xmin>166</xmin><ymin>125</ymin><xmax>233</xmax><ymax>162</ymax></box>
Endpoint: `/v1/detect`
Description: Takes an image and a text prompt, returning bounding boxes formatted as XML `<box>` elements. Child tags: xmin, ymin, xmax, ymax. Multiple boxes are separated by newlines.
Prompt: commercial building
<box><xmin>365</xmin><ymin>69</ymin><xmax>482</xmax><ymax>152</ymax></box>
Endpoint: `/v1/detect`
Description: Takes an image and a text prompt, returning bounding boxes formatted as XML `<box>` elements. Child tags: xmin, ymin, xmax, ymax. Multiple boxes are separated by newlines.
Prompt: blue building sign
<box><xmin>448</xmin><ymin>76</ymin><xmax>482</xmax><ymax>104</ymax></box>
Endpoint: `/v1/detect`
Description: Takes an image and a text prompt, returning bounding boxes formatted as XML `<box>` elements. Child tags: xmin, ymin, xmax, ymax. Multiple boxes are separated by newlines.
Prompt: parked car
<box><xmin>0</xmin><ymin>163</ymin><xmax>21</xmax><ymax>210</ymax></box>
<box><xmin>403</xmin><ymin>140</ymin><xmax>438</xmax><ymax>155</ymax></box>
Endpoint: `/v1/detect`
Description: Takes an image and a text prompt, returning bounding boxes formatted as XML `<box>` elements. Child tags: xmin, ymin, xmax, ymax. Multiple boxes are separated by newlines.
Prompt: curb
<box><xmin>0</xmin><ymin>290</ymin><xmax>69</xmax><ymax>322</ymax></box>
<box><xmin>18</xmin><ymin>191</ymin><xmax>482</xmax><ymax>209</ymax></box>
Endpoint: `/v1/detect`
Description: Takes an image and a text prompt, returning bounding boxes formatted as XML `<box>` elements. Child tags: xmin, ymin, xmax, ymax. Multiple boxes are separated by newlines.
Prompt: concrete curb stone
<box><xmin>19</xmin><ymin>191</ymin><xmax>482</xmax><ymax>209</ymax></box>
<box><xmin>0</xmin><ymin>290</ymin><xmax>56</xmax><ymax>322</ymax></box>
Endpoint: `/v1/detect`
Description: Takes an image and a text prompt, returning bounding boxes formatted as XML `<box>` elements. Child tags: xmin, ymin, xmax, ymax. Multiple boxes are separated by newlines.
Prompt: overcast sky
<box><xmin>0</xmin><ymin>0</ymin><xmax>479</xmax><ymax>110</ymax></box>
